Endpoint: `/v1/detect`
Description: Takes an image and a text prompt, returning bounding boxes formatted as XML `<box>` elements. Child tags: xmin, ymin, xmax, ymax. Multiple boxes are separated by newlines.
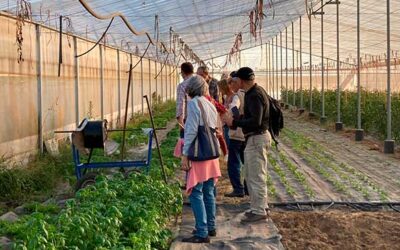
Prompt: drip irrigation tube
<box><xmin>269</xmin><ymin>201</ymin><xmax>400</xmax><ymax>212</ymax></box>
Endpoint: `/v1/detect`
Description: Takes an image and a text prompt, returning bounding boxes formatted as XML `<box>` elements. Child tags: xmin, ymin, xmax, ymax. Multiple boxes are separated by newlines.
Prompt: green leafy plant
<box><xmin>278</xmin><ymin>151</ymin><xmax>316</xmax><ymax>199</ymax></box>
<box><xmin>282</xmin><ymin>128</ymin><xmax>389</xmax><ymax>200</ymax></box>
<box><xmin>3</xmin><ymin>173</ymin><xmax>182</xmax><ymax>249</ymax></box>
<box><xmin>268</xmin><ymin>154</ymin><xmax>297</xmax><ymax>197</ymax></box>
<box><xmin>282</xmin><ymin>89</ymin><xmax>400</xmax><ymax>141</ymax></box>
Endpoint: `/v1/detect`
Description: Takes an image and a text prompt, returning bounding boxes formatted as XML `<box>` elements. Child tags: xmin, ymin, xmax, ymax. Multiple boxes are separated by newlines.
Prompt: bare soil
<box><xmin>271</xmin><ymin>210</ymin><xmax>400</xmax><ymax>250</ymax></box>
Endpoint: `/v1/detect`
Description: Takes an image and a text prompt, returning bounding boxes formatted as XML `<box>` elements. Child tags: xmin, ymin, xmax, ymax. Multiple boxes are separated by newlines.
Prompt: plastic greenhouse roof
<box><xmin>1</xmin><ymin>0</ymin><xmax>398</xmax><ymax>69</ymax></box>
<box><xmin>0</xmin><ymin>1</ymin><xmax>307</xmax><ymax>62</ymax></box>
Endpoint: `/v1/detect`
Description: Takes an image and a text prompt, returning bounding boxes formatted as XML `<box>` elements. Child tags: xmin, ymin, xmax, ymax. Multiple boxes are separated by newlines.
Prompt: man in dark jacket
<box><xmin>223</xmin><ymin>67</ymin><xmax>271</xmax><ymax>224</ymax></box>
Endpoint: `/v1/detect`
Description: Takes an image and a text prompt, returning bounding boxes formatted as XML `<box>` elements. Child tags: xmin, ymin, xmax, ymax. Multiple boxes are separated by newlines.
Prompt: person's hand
<box><xmin>222</xmin><ymin>114</ymin><xmax>234</xmax><ymax>126</ymax></box>
<box><xmin>181</xmin><ymin>155</ymin><xmax>191</xmax><ymax>171</ymax></box>
<box><xmin>177</xmin><ymin>116</ymin><xmax>184</xmax><ymax>129</ymax></box>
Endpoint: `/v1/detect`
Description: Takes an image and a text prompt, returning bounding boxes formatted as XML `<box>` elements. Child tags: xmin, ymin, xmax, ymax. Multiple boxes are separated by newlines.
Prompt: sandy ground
<box><xmin>271</xmin><ymin>210</ymin><xmax>400</xmax><ymax>250</ymax></box>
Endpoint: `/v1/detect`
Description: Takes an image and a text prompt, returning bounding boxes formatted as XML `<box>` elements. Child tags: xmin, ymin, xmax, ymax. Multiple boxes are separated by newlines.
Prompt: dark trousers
<box><xmin>223</xmin><ymin>124</ymin><xmax>230</xmax><ymax>148</ymax></box>
<box><xmin>227</xmin><ymin>139</ymin><xmax>245</xmax><ymax>194</ymax></box>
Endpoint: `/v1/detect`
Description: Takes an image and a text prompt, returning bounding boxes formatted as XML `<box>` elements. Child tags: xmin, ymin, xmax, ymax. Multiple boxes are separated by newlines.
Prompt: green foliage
<box><xmin>282</xmin><ymin>89</ymin><xmax>400</xmax><ymax>140</ymax></box>
<box><xmin>268</xmin><ymin>154</ymin><xmax>297</xmax><ymax>197</ymax></box>
<box><xmin>3</xmin><ymin>173</ymin><xmax>182</xmax><ymax>250</ymax></box>
<box><xmin>282</xmin><ymin>128</ymin><xmax>389</xmax><ymax>200</ymax></box>
<box><xmin>266</xmin><ymin>174</ymin><xmax>277</xmax><ymax>198</ymax></box>
<box><xmin>149</xmin><ymin>127</ymin><xmax>181</xmax><ymax>180</ymax></box>
<box><xmin>23</xmin><ymin>202</ymin><xmax>61</xmax><ymax>215</ymax></box>
<box><xmin>0</xmin><ymin>145</ymin><xmax>75</xmax><ymax>204</ymax></box>
<box><xmin>277</xmin><ymin>151</ymin><xmax>316</xmax><ymax>199</ymax></box>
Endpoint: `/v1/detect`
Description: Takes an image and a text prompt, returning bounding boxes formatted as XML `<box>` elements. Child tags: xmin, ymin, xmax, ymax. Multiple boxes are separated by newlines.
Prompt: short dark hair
<box><xmin>197</xmin><ymin>66</ymin><xmax>209</xmax><ymax>75</ymax></box>
<box><xmin>236</xmin><ymin>67</ymin><xmax>255</xmax><ymax>81</ymax></box>
<box><xmin>181</xmin><ymin>62</ymin><xmax>194</xmax><ymax>74</ymax></box>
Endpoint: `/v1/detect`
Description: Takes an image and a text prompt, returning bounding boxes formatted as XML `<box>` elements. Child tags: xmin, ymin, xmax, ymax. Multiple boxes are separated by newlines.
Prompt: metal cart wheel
<box><xmin>123</xmin><ymin>168</ymin><xmax>142</xmax><ymax>179</ymax></box>
<box><xmin>75</xmin><ymin>172</ymin><xmax>98</xmax><ymax>191</ymax></box>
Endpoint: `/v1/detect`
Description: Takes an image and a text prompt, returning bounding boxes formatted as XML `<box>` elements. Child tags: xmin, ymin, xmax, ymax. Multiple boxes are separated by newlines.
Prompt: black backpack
<box><xmin>267</xmin><ymin>95</ymin><xmax>284</xmax><ymax>148</ymax></box>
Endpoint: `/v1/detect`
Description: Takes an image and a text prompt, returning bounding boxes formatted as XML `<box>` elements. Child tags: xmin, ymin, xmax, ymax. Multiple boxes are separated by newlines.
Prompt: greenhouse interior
<box><xmin>0</xmin><ymin>0</ymin><xmax>399</xmax><ymax>249</ymax></box>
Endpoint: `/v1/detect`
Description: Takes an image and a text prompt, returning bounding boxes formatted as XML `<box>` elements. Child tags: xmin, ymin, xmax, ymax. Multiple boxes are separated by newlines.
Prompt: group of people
<box><xmin>175</xmin><ymin>62</ymin><xmax>272</xmax><ymax>243</ymax></box>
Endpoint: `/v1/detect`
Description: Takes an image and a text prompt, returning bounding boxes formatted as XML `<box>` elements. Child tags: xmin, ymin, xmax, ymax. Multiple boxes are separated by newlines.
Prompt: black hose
<box><xmin>154</xmin><ymin>53</ymin><xmax>170</xmax><ymax>79</ymax></box>
<box><xmin>76</xmin><ymin>17</ymin><xmax>115</xmax><ymax>58</ymax></box>
<box><xmin>58</xmin><ymin>15</ymin><xmax>62</xmax><ymax>77</ymax></box>
<box><xmin>125</xmin><ymin>41</ymin><xmax>151</xmax><ymax>73</ymax></box>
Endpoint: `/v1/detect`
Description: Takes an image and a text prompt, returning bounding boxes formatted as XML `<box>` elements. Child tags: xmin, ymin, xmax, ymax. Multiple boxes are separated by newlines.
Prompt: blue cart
<box><xmin>69</xmin><ymin>119</ymin><xmax>155</xmax><ymax>190</ymax></box>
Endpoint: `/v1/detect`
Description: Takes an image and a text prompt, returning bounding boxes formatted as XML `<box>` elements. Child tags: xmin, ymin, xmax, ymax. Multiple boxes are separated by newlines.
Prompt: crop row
<box><xmin>282</xmin><ymin>128</ymin><xmax>388</xmax><ymax>201</ymax></box>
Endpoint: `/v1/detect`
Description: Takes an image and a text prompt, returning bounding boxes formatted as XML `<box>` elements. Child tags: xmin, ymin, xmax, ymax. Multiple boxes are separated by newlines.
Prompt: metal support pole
<box><xmin>326</xmin><ymin>58</ymin><xmax>329</xmax><ymax>90</ymax></box>
<box><xmin>117</xmin><ymin>50</ymin><xmax>121</xmax><ymax>126</ymax></box>
<box><xmin>267</xmin><ymin>42</ymin><xmax>270</xmax><ymax>94</ymax></box>
<box><xmin>384</xmin><ymin>0</ymin><xmax>394</xmax><ymax>153</ymax></box>
<box><xmin>73</xmin><ymin>36</ymin><xmax>79</xmax><ymax>126</ymax></box>
<box><xmin>100</xmin><ymin>45</ymin><xmax>104</xmax><ymax>120</ymax></box>
<box><xmin>272</xmin><ymin>37</ymin><xmax>275</xmax><ymax>98</ymax></box>
<box><xmin>166</xmin><ymin>65</ymin><xmax>169</xmax><ymax>100</ymax></box>
<box><xmin>144</xmin><ymin>95</ymin><xmax>167</xmax><ymax>183</ymax></box>
<box><xmin>239</xmin><ymin>50</ymin><xmax>242</xmax><ymax>68</ymax></box>
<box><xmin>36</xmin><ymin>24</ymin><xmax>43</xmax><ymax>154</ymax></box>
<box><xmin>130</xmin><ymin>54</ymin><xmax>134</xmax><ymax>116</ymax></box>
<box><xmin>292</xmin><ymin>22</ymin><xmax>295</xmax><ymax>106</ymax></box>
<box><xmin>121</xmin><ymin>63</ymin><xmax>133</xmax><ymax>162</ymax></box>
<box><xmin>286</xmin><ymin>27</ymin><xmax>289</xmax><ymax>106</ymax></box>
<box><xmin>296</xmin><ymin>51</ymin><xmax>299</xmax><ymax>99</ymax></box>
<box><xmin>211</xmin><ymin>58</ymin><xmax>214</xmax><ymax>76</ymax></box>
<box><xmin>160</xmin><ymin>61</ymin><xmax>163</xmax><ymax>101</ymax></box>
<box><xmin>280</xmin><ymin>31</ymin><xmax>283</xmax><ymax>102</ymax></box>
<box><xmin>299</xmin><ymin>16</ymin><xmax>304</xmax><ymax>111</ymax></box>
<box><xmin>355</xmin><ymin>0</ymin><xmax>364</xmax><ymax>140</ymax></box>
<box><xmin>265</xmin><ymin>44</ymin><xmax>268</xmax><ymax>91</ymax></box>
<box><xmin>309</xmin><ymin>11</ymin><xmax>314</xmax><ymax>117</ymax></box>
<box><xmin>155</xmin><ymin>62</ymin><xmax>158</xmax><ymax>102</ymax></box>
<box><xmin>320</xmin><ymin>2</ymin><xmax>327</xmax><ymax>124</ymax></box>
<box><xmin>335</xmin><ymin>0</ymin><xmax>343</xmax><ymax>131</ymax></box>
<box><xmin>140</xmin><ymin>58</ymin><xmax>144</xmax><ymax>114</ymax></box>
<box><xmin>170</xmin><ymin>65</ymin><xmax>172</xmax><ymax>100</ymax></box>
<box><xmin>148</xmin><ymin>59</ymin><xmax>152</xmax><ymax>107</ymax></box>
<box><xmin>276</xmin><ymin>35</ymin><xmax>279</xmax><ymax>100</ymax></box>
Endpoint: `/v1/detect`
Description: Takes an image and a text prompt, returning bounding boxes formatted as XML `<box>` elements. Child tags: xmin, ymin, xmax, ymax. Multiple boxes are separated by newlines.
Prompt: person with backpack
<box><xmin>222</xmin><ymin>67</ymin><xmax>272</xmax><ymax>224</ymax></box>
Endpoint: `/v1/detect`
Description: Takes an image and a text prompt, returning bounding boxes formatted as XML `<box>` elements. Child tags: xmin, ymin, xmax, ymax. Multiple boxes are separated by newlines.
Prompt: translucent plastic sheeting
<box><xmin>0</xmin><ymin>0</ymin><xmax>307</xmax><ymax>63</ymax></box>
<box><xmin>0</xmin><ymin>13</ymin><xmax>178</xmax><ymax>159</ymax></box>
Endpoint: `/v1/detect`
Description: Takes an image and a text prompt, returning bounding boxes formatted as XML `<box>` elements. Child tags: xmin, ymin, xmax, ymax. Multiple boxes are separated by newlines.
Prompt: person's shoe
<box><xmin>192</xmin><ymin>229</ymin><xmax>217</xmax><ymax>237</ymax></box>
<box><xmin>240</xmin><ymin>213</ymin><xmax>268</xmax><ymax>224</ymax></box>
<box><xmin>224</xmin><ymin>191</ymin><xmax>244</xmax><ymax>198</ymax></box>
<box><xmin>245</xmin><ymin>209</ymin><xmax>270</xmax><ymax>217</ymax></box>
<box><xmin>244</xmin><ymin>210</ymin><xmax>253</xmax><ymax>217</ymax></box>
<box><xmin>182</xmin><ymin>235</ymin><xmax>210</xmax><ymax>243</ymax></box>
